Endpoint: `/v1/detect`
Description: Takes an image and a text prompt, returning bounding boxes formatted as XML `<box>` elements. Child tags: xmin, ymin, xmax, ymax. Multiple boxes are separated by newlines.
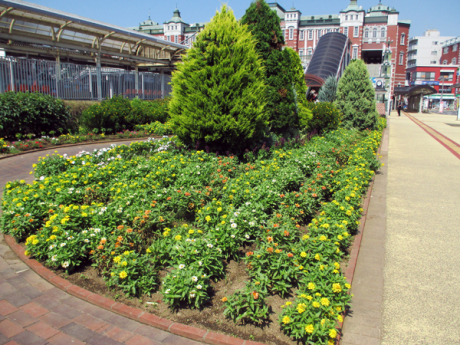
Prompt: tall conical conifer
<box><xmin>169</xmin><ymin>6</ymin><xmax>268</xmax><ymax>152</ymax></box>
<box><xmin>317</xmin><ymin>75</ymin><xmax>338</xmax><ymax>103</ymax></box>
<box><xmin>335</xmin><ymin>60</ymin><xmax>379</xmax><ymax>130</ymax></box>
<box><xmin>241</xmin><ymin>0</ymin><xmax>297</xmax><ymax>133</ymax></box>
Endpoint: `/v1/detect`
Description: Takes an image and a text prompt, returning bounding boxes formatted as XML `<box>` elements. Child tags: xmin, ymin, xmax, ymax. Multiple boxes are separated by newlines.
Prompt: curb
<box><xmin>0</xmin><ymin>136</ymin><xmax>166</xmax><ymax>161</ymax></box>
<box><xmin>1</xmin><ymin>130</ymin><xmax>386</xmax><ymax>345</ymax></box>
<box><xmin>3</xmin><ymin>233</ymin><xmax>265</xmax><ymax>345</ymax></box>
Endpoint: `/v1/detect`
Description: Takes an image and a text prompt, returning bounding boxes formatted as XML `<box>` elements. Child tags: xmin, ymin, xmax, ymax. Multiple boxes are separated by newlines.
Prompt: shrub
<box><xmin>0</xmin><ymin>92</ymin><xmax>71</xmax><ymax>139</ymax></box>
<box><xmin>63</xmin><ymin>100</ymin><xmax>98</xmax><ymax>133</ymax></box>
<box><xmin>306</xmin><ymin>102</ymin><xmax>341</xmax><ymax>134</ymax></box>
<box><xmin>335</xmin><ymin>60</ymin><xmax>379</xmax><ymax>130</ymax></box>
<box><xmin>285</xmin><ymin>47</ymin><xmax>312</xmax><ymax>128</ymax></box>
<box><xmin>135</xmin><ymin>121</ymin><xmax>173</xmax><ymax>136</ymax></box>
<box><xmin>128</xmin><ymin>97</ymin><xmax>170</xmax><ymax>125</ymax></box>
<box><xmin>317</xmin><ymin>76</ymin><xmax>338</xmax><ymax>103</ymax></box>
<box><xmin>81</xmin><ymin>96</ymin><xmax>131</xmax><ymax>133</ymax></box>
<box><xmin>169</xmin><ymin>5</ymin><xmax>268</xmax><ymax>153</ymax></box>
<box><xmin>241</xmin><ymin>0</ymin><xmax>297</xmax><ymax>133</ymax></box>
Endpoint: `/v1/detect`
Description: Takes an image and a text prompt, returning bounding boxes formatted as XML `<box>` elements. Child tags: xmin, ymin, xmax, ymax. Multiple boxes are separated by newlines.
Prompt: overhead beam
<box><xmin>0</xmin><ymin>6</ymin><xmax>13</xmax><ymax>18</ymax></box>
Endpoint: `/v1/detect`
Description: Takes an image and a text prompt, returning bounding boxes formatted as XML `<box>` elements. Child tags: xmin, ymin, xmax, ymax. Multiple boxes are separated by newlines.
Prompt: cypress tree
<box><xmin>169</xmin><ymin>6</ymin><xmax>268</xmax><ymax>153</ymax></box>
<box><xmin>317</xmin><ymin>75</ymin><xmax>338</xmax><ymax>103</ymax></box>
<box><xmin>241</xmin><ymin>0</ymin><xmax>297</xmax><ymax>133</ymax></box>
<box><xmin>285</xmin><ymin>47</ymin><xmax>312</xmax><ymax>128</ymax></box>
<box><xmin>335</xmin><ymin>60</ymin><xmax>379</xmax><ymax>130</ymax></box>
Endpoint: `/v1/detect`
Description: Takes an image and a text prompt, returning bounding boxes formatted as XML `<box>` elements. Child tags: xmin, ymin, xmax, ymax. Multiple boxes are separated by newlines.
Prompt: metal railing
<box><xmin>0</xmin><ymin>57</ymin><xmax>171</xmax><ymax>100</ymax></box>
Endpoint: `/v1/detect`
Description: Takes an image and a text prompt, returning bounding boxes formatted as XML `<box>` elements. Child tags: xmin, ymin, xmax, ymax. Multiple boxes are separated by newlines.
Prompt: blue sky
<box><xmin>28</xmin><ymin>0</ymin><xmax>459</xmax><ymax>38</ymax></box>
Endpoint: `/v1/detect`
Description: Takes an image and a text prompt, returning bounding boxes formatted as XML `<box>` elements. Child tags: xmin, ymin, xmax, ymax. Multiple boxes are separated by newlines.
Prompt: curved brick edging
<box><xmin>0</xmin><ymin>136</ymin><xmax>163</xmax><ymax>161</ymax></box>
<box><xmin>1</xmin><ymin>128</ymin><xmax>387</xmax><ymax>345</ymax></box>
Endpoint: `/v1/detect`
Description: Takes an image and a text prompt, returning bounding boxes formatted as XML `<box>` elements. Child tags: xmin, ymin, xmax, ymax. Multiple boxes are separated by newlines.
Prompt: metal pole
<box><xmin>134</xmin><ymin>65</ymin><xmax>139</xmax><ymax>99</ymax></box>
<box><xmin>9</xmin><ymin>60</ymin><xmax>14</xmax><ymax>91</ymax></box>
<box><xmin>96</xmin><ymin>55</ymin><xmax>102</xmax><ymax>101</ymax></box>
<box><xmin>55</xmin><ymin>55</ymin><xmax>60</xmax><ymax>98</ymax></box>
<box><xmin>160</xmin><ymin>70</ymin><xmax>164</xmax><ymax>99</ymax></box>
<box><xmin>439</xmin><ymin>77</ymin><xmax>444</xmax><ymax>114</ymax></box>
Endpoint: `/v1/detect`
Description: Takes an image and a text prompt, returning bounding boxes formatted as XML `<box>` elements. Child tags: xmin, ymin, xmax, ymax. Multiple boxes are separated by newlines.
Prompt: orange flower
<box><xmin>177</xmin><ymin>190</ymin><xmax>181</xmax><ymax>193</ymax></box>
<box><xmin>221</xmin><ymin>297</ymin><xmax>228</xmax><ymax>302</ymax></box>
<box><xmin>276</xmin><ymin>213</ymin><xmax>282</xmax><ymax>218</ymax></box>
<box><xmin>267</xmin><ymin>236</ymin><xmax>273</xmax><ymax>242</ymax></box>
<box><xmin>117</xmin><ymin>236</ymin><xmax>123</xmax><ymax>242</ymax></box>
<box><xmin>273</xmin><ymin>224</ymin><xmax>279</xmax><ymax>228</ymax></box>
<box><xmin>280</xmin><ymin>194</ymin><xmax>285</xmax><ymax>198</ymax></box>
<box><xmin>129</xmin><ymin>243</ymin><xmax>134</xmax><ymax>247</ymax></box>
<box><xmin>284</xmin><ymin>230</ymin><xmax>290</xmax><ymax>236</ymax></box>
<box><xmin>296</xmin><ymin>224</ymin><xmax>301</xmax><ymax>228</ymax></box>
<box><xmin>115</xmin><ymin>242</ymin><xmax>120</xmax><ymax>248</ymax></box>
<box><xmin>322</xmin><ymin>186</ymin><xmax>326</xmax><ymax>190</ymax></box>
<box><xmin>29</xmin><ymin>219</ymin><xmax>34</xmax><ymax>223</ymax></box>
<box><xmin>117</xmin><ymin>225</ymin><xmax>124</xmax><ymax>230</ymax></box>
<box><xmin>100</xmin><ymin>238</ymin><xmax>107</xmax><ymax>244</ymax></box>
<box><xmin>312</xmin><ymin>193</ymin><xmax>317</xmax><ymax>198</ymax></box>
<box><xmin>145</xmin><ymin>210</ymin><xmax>151</xmax><ymax>214</ymax></box>
<box><xmin>287</xmin><ymin>253</ymin><xmax>294</xmax><ymax>258</ymax></box>
<box><xmin>217</xmin><ymin>169</ymin><xmax>221</xmax><ymax>172</ymax></box>
<box><xmin>246</xmin><ymin>252</ymin><xmax>254</xmax><ymax>257</ymax></box>
<box><xmin>185</xmin><ymin>192</ymin><xmax>191</xmax><ymax>196</ymax></box>
<box><xmin>126</xmin><ymin>228</ymin><xmax>133</xmax><ymax>233</ymax></box>
<box><xmin>97</xmin><ymin>245</ymin><xmax>104</xmax><ymax>250</ymax></box>
<box><xmin>90</xmin><ymin>250</ymin><xmax>95</xmax><ymax>254</ymax></box>
<box><xmin>267</xmin><ymin>247</ymin><xmax>274</xmax><ymax>253</ymax></box>
<box><xmin>167</xmin><ymin>197</ymin><xmax>172</xmax><ymax>201</ymax></box>
<box><xmin>275</xmin><ymin>249</ymin><xmax>282</xmax><ymax>253</ymax></box>
<box><xmin>252</xmin><ymin>291</ymin><xmax>259</xmax><ymax>300</ymax></box>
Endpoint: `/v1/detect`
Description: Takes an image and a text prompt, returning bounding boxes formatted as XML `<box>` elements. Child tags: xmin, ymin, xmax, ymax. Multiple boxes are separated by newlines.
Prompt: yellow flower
<box><xmin>24</xmin><ymin>250</ymin><xmax>30</xmax><ymax>256</ymax></box>
<box><xmin>329</xmin><ymin>329</ymin><xmax>337</xmax><ymax>339</ymax></box>
<box><xmin>296</xmin><ymin>303</ymin><xmax>306</xmax><ymax>314</ymax></box>
<box><xmin>321</xmin><ymin>298</ymin><xmax>330</xmax><ymax>306</ymax></box>
<box><xmin>305</xmin><ymin>324</ymin><xmax>314</xmax><ymax>333</ymax></box>
<box><xmin>345</xmin><ymin>283</ymin><xmax>351</xmax><ymax>289</ymax></box>
<box><xmin>121</xmin><ymin>261</ymin><xmax>127</xmax><ymax>266</ymax></box>
<box><xmin>312</xmin><ymin>301</ymin><xmax>320</xmax><ymax>308</ymax></box>
<box><xmin>328</xmin><ymin>340</ymin><xmax>335</xmax><ymax>345</ymax></box>
<box><xmin>114</xmin><ymin>256</ymin><xmax>121</xmax><ymax>263</ymax></box>
<box><xmin>334</xmin><ymin>262</ymin><xmax>340</xmax><ymax>269</ymax></box>
<box><xmin>300</xmin><ymin>294</ymin><xmax>307</xmax><ymax>298</ymax></box>
<box><xmin>282</xmin><ymin>316</ymin><xmax>291</xmax><ymax>324</ymax></box>
<box><xmin>50</xmin><ymin>235</ymin><xmax>57</xmax><ymax>240</ymax></box>
<box><xmin>175</xmin><ymin>235</ymin><xmax>182</xmax><ymax>241</ymax></box>
<box><xmin>315</xmin><ymin>254</ymin><xmax>321</xmax><ymax>261</ymax></box>
<box><xmin>308</xmin><ymin>282</ymin><xmax>315</xmax><ymax>290</ymax></box>
<box><xmin>119</xmin><ymin>271</ymin><xmax>128</xmax><ymax>279</ymax></box>
<box><xmin>332</xmin><ymin>283</ymin><xmax>342</xmax><ymax>293</ymax></box>
<box><xmin>32</xmin><ymin>239</ymin><xmax>39</xmax><ymax>245</ymax></box>
<box><xmin>336</xmin><ymin>306</ymin><xmax>342</xmax><ymax>312</ymax></box>
<box><xmin>205</xmin><ymin>216</ymin><xmax>211</xmax><ymax>222</ymax></box>
<box><xmin>337</xmin><ymin>235</ymin><xmax>343</xmax><ymax>240</ymax></box>
<box><xmin>337</xmin><ymin>315</ymin><xmax>343</xmax><ymax>322</ymax></box>
<box><xmin>188</xmin><ymin>229</ymin><xmax>194</xmax><ymax>234</ymax></box>
<box><xmin>321</xmin><ymin>318</ymin><xmax>326</xmax><ymax>326</ymax></box>
<box><xmin>111</xmin><ymin>272</ymin><xmax>115</xmax><ymax>276</ymax></box>
<box><xmin>285</xmin><ymin>301</ymin><xmax>292</xmax><ymax>306</ymax></box>
<box><xmin>146</xmin><ymin>248</ymin><xmax>151</xmax><ymax>253</ymax></box>
<box><xmin>300</xmin><ymin>252</ymin><xmax>307</xmax><ymax>258</ymax></box>
<box><xmin>123</xmin><ymin>251</ymin><xmax>130</xmax><ymax>256</ymax></box>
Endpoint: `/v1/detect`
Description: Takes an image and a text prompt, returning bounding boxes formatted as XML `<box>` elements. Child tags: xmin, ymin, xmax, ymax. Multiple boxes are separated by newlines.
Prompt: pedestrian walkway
<box><xmin>0</xmin><ymin>142</ymin><xmax>203</xmax><ymax>345</ymax></box>
<box><xmin>342</xmin><ymin>111</ymin><xmax>460</xmax><ymax>345</ymax></box>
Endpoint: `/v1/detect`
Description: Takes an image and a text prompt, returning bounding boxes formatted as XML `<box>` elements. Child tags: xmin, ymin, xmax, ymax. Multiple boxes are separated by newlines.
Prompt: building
<box><xmin>131</xmin><ymin>1</ymin><xmax>410</xmax><ymax>105</ymax></box>
<box><xmin>440</xmin><ymin>36</ymin><xmax>460</xmax><ymax>66</ymax></box>
<box><xmin>407</xmin><ymin>30</ymin><xmax>454</xmax><ymax>68</ymax></box>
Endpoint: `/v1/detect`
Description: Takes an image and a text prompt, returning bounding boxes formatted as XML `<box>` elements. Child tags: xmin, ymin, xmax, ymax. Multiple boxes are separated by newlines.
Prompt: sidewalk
<box><xmin>0</xmin><ymin>142</ymin><xmax>202</xmax><ymax>345</ymax></box>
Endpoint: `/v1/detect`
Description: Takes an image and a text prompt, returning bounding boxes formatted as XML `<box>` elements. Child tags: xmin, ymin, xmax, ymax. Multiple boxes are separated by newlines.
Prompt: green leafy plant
<box><xmin>306</xmin><ymin>102</ymin><xmax>341</xmax><ymax>134</ymax></box>
<box><xmin>318</xmin><ymin>76</ymin><xmax>338</xmax><ymax>103</ymax></box>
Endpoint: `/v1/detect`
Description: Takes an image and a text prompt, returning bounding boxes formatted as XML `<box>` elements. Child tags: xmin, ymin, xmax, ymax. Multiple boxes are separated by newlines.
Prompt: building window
<box><xmin>175</xmin><ymin>35</ymin><xmax>178</xmax><ymax>43</ymax></box>
<box><xmin>299</xmin><ymin>49</ymin><xmax>304</xmax><ymax>56</ymax></box>
<box><xmin>352</xmin><ymin>47</ymin><xmax>358</xmax><ymax>59</ymax></box>
<box><xmin>282</xmin><ymin>29</ymin><xmax>285</xmax><ymax>38</ymax></box>
<box><xmin>430</xmin><ymin>61</ymin><xmax>437</xmax><ymax>64</ymax></box>
<box><xmin>300</xmin><ymin>30</ymin><xmax>304</xmax><ymax>40</ymax></box>
<box><xmin>453</xmin><ymin>58</ymin><xmax>457</xmax><ymax>65</ymax></box>
<box><xmin>308</xmin><ymin>30</ymin><xmax>313</xmax><ymax>40</ymax></box>
<box><xmin>373</xmin><ymin>27</ymin><xmax>377</xmax><ymax>38</ymax></box>
<box><xmin>400</xmin><ymin>33</ymin><xmax>405</xmax><ymax>45</ymax></box>
<box><xmin>443</xmin><ymin>60</ymin><xmax>447</xmax><ymax>65</ymax></box>
<box><xmin>175</xmin><ymin>25</ymin><xmax>177</xmax><ymax>30</ymax></box>
<box><xmin>318</xmin><ymin>29</ymin><xmax>322</xmax><ymax>39</ymax></box>
<box><xmin>364</xmin><ymin>29</ymin><xmax>369</xmax><ymax>38</ymax></box>
<box><xmin>433</xmin><ymin>41</ymin><xmax>438</xmax><ymax>45</ymax></box>
<box><xmin>308</xmin><ymin>48</ymin><xmax>312</xmax><ymax>55</ymax></box>
<box><xmin>354</xmin><ymin>26</ymin><xmax>359</xmax><ymax>37</ymax></box>
<box><xmin>399</xmin><ymin>52</ymin><xmax>404</xmax><ymax>65</ymax></box>
<box><xmin>443</xmin><ymin>47</ymin><xmax>449</xmax><ymax>54</ymax></box>
<box><xmin>344</xmin><ymin>27</ymin><xmax>348</xmax><ymax>36</ymax></box>
<box><xmin>289</xmin><ymin>27</ymin><xmax>293</xmax><ymax>40</ymax></box>
<box><xmin>381</xmin><ymin>28</ymin><xmax>385</xmax><ymax>38</ymax></box>
<box><xmin>345</xmin><ymin>15</ymin><xmax>348</xmax><ymax>20</ymax></box>
<box><xmin>356</xmin><ymin>15</ymin><xmax>358</xmax><ymax>20</ymax></box>
<box><xmin>453</xmin><ymin>44</ymin><xmax>458</xmax><ymax>52</ymax></box>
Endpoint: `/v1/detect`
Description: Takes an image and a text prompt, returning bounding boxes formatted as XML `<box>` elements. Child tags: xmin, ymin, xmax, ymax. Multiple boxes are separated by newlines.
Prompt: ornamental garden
<box><xmin>0</xmin><ymin>1</ymin><xmax>385</xmax><ymax>344</ymax></box>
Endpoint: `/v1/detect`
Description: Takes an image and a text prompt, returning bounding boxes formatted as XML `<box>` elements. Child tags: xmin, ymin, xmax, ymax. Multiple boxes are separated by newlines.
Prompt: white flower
<box><xmin>272</xmin><ymin>179</ymin><xmax>276</xmax><ymax>183</ymax></box>
<box><xmin>82</xmin><ymin>161</ymin><xmax>85</xmax><ymax>165</ymax></box>
<box><xmin>190</xmin><ymin>292</ymin><xmax>196</xmax><ymax>298</ymax></box>
<box><xmin>231</xmin><ymin>223</ymin><xmax>237</xmax><ymax>229</ymax></box>
<box><xmin>82</xmin><ymin>230</ymin><xmax>88</xmax><ymax>234</ymax></box>
<box><xmin>94</xmin><ymin>228</ymin><xmax>101</xmax><ymax>233</ymax></box>
<box><xmin>207</xmin><ymin>244</ymin><xmax>213</xmax><ymax>248</ymax></box>
<box><xmin>231</xmin><ymin>234</ymin><xmax>235</xmax><ymax>238</ymax></box>
<box><xmin>49</xmin><ymin>245</ymin><xmax>55</xmax><ymax>250</ymax></box>
<box><xmin>245</xmin><ymin>234</ymin><xmax>250</xmax><ymax>239</ymax></box>
<box><xmin>249</xmin><ymin>221</ymin><xmax>255</xmax><ymax>226</ymax></box>
<box><xmin>196</xmin><ymin>285</ymin><xmax>202</xmax><ymax>290</ymax></box>
<box><xmin>230</xmin><ymin>219</ymin><xmax>234</xmax><ymax>223</ymax></box>
<box><xmin>245</xmin><ymin>202</ymin><xmax>251</xmax><ymax>206</ymax></box>
<box><xmin>60</xmin><ymin>243</ymin><xmax>66</xmax><ymax>247</ymax></box>
<box><xmin>51</xmin><ymin>255</ymin><xmax>57</xmax><ymax>261</ymax></box>
<box><xmin>198</xmin><ymin>261</ymin><xmax>202</xmax><ymax>266</ymax></box>
<box><xmin>40</xmin><ymin>176</ymin><xmax>45</xmax><ymax>181</ymax></box>
<box><xmin>192</xmin><ymin>276</ymin><xmax>198</xmax><ymax>282</ymax></box>
<box><xmin>234</xmin><ymin>212</ymin><xmax>239</xmax><ymax>217</ymax></box>
<box><xmin>165</xmin><ymin>289</ymin><xmax>170</xmax><ymax>294</ymax></box>
<box><xmin>67</xmin><ymin>236</ymin><xmax>73</xmax><ymax>240</ymax></box>
<box><xmin>62</xmin><ymin>261</ymin><xmax>70</xmax><ymax>268</ymax></box>
<box><xmin>84</xmin><ymin>239</ymin><xmax>89</xmax><ymax>243</ymax></box>
<box><xmin>179</xmin><ymin>264</ymin><xmax>185</xmax><ymax>269</ymax></box>
<box><xmin>197</xmin><ymin>172</ymin><xmax>200</xmax><ymax>175</ymax></box>
<box><xmin>90</xmin><ymin>234</ymin><xmax>95</xmax><ymax>237</ymax></box>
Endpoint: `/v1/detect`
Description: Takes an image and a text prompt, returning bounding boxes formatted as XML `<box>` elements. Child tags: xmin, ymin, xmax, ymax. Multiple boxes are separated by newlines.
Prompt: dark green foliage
<box><xmin>335</xmin><ymin>60</ymin><xmax>379</xmax><ymax>130</ymax></box>
<box><xmin>318</xmin><ymin>76</ymin><xmax>338</xmax><ymax>103</ymax></box>
<box><xmin>285</xmin><ymin>47</ymin><xmax>312</xmax><ymax>128</ymax></box>
<box><xmin>63</xmin><ymin>100</ymin><xmax>98</xmax><ymax>133</ymax></box>
<box><xmin>241</xmin><ymin>0</ymin><xmax>297</xmax><ymax>133</ymax></box>
<box><xmin>0</xmin><ymin>92</ymin><xmax>71</xmax><ymax>139</ymax></box>
<box><xmin>169</xmin><ymin>5</ymin><xmax>268</xmax><ymax>153</ymax></box>
<box><xmin>81</xmin><ymin>97</ymin><xmax>170</xmax><ymax>133</ymax></box>
<box><xmin>306</xmin><ymin>102</ymin><xmax>341</xmax><ymax>134</ymax></box>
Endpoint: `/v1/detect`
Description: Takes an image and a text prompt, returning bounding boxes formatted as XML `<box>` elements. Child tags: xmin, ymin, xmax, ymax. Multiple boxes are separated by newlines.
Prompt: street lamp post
<box><xmin>439</xmin><ymin>76</ymin><xmax>445</xmax><ymax>114</ymax></box>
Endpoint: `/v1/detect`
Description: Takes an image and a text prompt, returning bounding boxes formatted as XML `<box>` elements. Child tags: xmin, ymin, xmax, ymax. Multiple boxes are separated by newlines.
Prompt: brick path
<box><xmin>0</xmin><ymin>141</ymin><xmax>203</xmax><ymax>345</ymax></box>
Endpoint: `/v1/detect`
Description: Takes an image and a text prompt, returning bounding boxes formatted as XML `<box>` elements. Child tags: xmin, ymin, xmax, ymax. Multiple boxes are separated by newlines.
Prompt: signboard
<box><xmin>370</xmin><ymin>77</ymin><xmax>385</xmax><ymax>89</ymax></box>
<box><xmin>411</xmin><ymin>81</ymin><xmax>439</xmax><ymax>86</ymax></box>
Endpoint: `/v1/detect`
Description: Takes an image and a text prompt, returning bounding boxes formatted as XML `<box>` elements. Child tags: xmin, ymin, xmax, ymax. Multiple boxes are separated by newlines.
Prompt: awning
<box><xmin>394</xmin><ymin>85</ymin><xmax>436</xmax><ymax>97</ymax></box>
<box><xmin>425</xmin><ymin>94</ymin><xmax>456</xmax><ymax>100</ymax></box>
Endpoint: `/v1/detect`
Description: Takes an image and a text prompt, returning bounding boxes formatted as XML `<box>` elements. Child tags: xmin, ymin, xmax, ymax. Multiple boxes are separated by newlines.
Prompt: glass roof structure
<box><xmin>0</xmin><ymin>0</ymin><xmax>187</xmax><ymax>69</ymax></box>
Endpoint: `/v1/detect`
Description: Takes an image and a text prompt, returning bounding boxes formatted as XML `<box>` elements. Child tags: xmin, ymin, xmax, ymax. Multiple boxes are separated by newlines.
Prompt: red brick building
<box><xmin>440</xmin><ymin>37</ymin><xmax>460</xmax><ymax>65</ymax></box>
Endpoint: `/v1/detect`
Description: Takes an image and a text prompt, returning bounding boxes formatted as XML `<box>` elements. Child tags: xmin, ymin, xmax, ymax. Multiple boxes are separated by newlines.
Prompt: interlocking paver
<box><xmin>125</xmin><ymin>334</ymin><xmax>161</xmax><ymax>345</ymax></box>
<box><xmin>47</xmin><ymin>332</ymin><xmax>85</xmax><ymax>345</ymax></box>
<box><xmin>10</xmin><ymin>330</ymin><xmax>46</xmax><ymax>345</ymax></box>
<box><xmin>73</xmin><ymin>313</ymin><xmax>107</xmax><ymax>331</ymax></box>
<box><xmin>97</xmin><ymin>325</ymin><xmax>133</xmax><ymax>342</ymax></box>
<box><xmin>4</xmin><ymin>292</ymin><xmax>30</xmax><ymax>308</ymax></box>
<box><xmin>38</xmin><ymin>312</ymin><xmax>71</xmax><ymax>329</ymax></box>
<box><xmin>7</xmin><ymin>310</ymin><xmax>37</xmax><ymax>327</ymax></box>
<box><xmin>85</xmin><ymin>333</ymin><xmax>124</xmax><ymax>345</ymax></box>
<box><xmin>26</xmin><ymin>321</ymin><xmax>60</xmax><ymax>340</ymax></box>
<box><xmin>19</xmin><ymin>303</ymin><xmax>48</xmax><ymax>318</ymax></box>
<box><xmin>59</xmin><ymin>322</ymin><xmax>96</xmax><ymax>341</ymax></box>
<box><xmin>50</xmin><ymin>304</ymin><xmax>82</xmax><ymax>320</ymax></box>
<box><xmin>0</xmin><ymin>300</ymin><xmax>18</xmax><ymax>316</ymax></box>
<box><xmin>0</xmin><ymin>319</ymin><xmax>24</xmax><ymax>338</ymax></box>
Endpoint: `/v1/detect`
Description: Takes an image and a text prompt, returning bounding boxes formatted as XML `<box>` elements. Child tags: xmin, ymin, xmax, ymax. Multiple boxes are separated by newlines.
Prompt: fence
<box><xmin>0</xmin><ymin>57</ymin><xmax>171</xmax><ymax>100</ymax></box>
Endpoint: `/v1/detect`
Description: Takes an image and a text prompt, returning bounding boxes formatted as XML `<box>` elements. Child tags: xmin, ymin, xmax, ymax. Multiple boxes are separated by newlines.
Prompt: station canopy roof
<box><xmin>394</xmin><ymin>85</ymin><xmax>437</xmax><ymax>97</ymax></box>
<box><xmin>0</xmin><ymin>0</ymin><xmax>187</xmax><ymax>69</ymax></box>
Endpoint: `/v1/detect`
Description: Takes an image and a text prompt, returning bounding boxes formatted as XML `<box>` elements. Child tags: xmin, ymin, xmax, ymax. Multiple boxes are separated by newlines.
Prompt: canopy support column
<box><xmin>96</xmin><ymin>54</ymin><xmax>102</xmax><ymax>101</ymax></box>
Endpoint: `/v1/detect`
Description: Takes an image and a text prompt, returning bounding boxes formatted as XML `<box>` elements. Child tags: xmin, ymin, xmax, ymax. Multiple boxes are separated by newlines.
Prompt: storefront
<box><xmin>393</xmin><ymin>85</ymin><xmax>437</xmax><ymax>112</ymax></box>
<box><xmin>424</xmin><ymin>94</ymin><xmax>457</xmax><ymax>111</ymax></box>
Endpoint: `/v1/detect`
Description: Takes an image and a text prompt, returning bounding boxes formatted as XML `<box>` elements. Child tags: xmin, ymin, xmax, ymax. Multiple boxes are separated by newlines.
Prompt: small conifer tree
<box><xmin>241</xmin><ymin>0</ymin><xmax>297</xmax><ymax>133</ymax></box>
<box><xmin>317</xmin><ymin>75</ymin><xmax>338</xmax><ymax>103</ymax></box>
<box><xmin>335</xmin><ymin>60</ymin><xmax>379</xmax><ymax>130</ymax></box>
<box><xmin>285</xmin><ymin>47</ymin><xmax>312</xmax><ymax>128</ymax></box>
<box><xmin>169</xmin><ymin>6</ymin><xmax>268</xmax><ymax>152</ymax></box>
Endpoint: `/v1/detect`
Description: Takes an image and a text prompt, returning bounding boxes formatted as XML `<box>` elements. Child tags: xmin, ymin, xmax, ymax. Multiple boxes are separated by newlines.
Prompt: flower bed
<box><xmin>1</xmin><ymin>128</ymin><xmax>382</xmax><ymax>344</ymax></box>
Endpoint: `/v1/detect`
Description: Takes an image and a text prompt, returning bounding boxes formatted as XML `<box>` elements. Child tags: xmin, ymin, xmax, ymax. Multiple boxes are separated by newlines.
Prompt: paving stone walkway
<box><xmin>0</xmin><ymin>141</ymin><xmax>202</xmax><ymax>345</ymax></box>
